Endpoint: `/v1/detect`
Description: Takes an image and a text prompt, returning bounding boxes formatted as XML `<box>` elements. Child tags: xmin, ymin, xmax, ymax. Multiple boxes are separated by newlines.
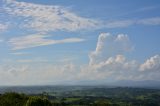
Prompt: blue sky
<box><xmin>0</xmin><ymin>0</ymin><xmax>160</xmax><ymax>85</ymax></box>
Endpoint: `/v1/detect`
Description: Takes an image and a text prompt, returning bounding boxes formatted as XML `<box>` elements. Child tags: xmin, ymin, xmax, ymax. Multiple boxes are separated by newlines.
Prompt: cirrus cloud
<box><xmin>8</xmin><ymin>33</ymin><xmax>85</xmax><ymax>50</ymax></box>
<box><xmin>0</xmin><ymin>23</ymin><xmax>8</xmax><ymax>32</ymax></box>
<box><xmin>3</xmin><ymin>0</ymin><xmax>99</xmax><ymax>32</ymax></box>
<box><xmin>3</xmin><ymin>0</ymin><xmax>160</xmax><ymax>33</ymax></box>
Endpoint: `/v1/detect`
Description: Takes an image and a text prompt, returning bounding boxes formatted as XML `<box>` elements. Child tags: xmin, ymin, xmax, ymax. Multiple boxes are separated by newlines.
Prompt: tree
<box><xmin>0</xmin><ymin>92</ymin><xmax>28</xmax><ymax>106</ymax></box>
<box><xmin>93</xmin><ymin>100</ymin><xmax>111</xmax><ymax>106</ymax></box>
<box><xmin>25</xmin><ymin>96</ymin><xmax>52</xmax><ymax>106</ymax></box>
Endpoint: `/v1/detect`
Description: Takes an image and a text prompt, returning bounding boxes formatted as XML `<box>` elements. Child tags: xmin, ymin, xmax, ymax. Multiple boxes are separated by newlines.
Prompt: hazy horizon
<box><xmin>0</xmin><ymin>0</ymin><xmax>160</xmax><ymax>86</ymax></box>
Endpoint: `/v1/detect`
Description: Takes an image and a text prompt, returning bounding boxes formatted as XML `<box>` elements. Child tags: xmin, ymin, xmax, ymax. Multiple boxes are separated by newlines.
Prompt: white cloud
<box><xmin>140</xmin><ymin>55</ymin><xmax>160</xmax><ymax>71</ymax></box>
<box><xmin>0</xmin><ymin>62</ymin><xmax>78</xmax><ymax>85</ymax></box>
<box><xmin>78</xmin><ymin>55</ymin><xmax>139</xmax><ymax>81</ymax></box>
<box><xmin>136</xmin><ymin>6</ymin><xmax>159</xmax><ymax>12</ymax></box>
<box><xmin>10</xmin><ymin>52</ymin><xmax>29</xmax><ymax>55</ymax></box>
<box><xmin>4</xmin><ymin>0</ymin><xmax>99</xmax><ymax>32</ymax></box>
<box><xmin>7</xmin><ymin>65</ymin><xmax>29</xmax><ymax>76</ymax></box>
<box><xmin>105</xmin><ymin>20</ymin><xmax>135</xmax><ymax>28</ymax></box>
<box><xmin>0</xmin><ymin>23</ymin><xmax>8</xmax><ymax>31</ymax></box>
<box><xmin>3</xmin><ymin>0</ymin><xmax>160</xmax><ymax>33</ymax></box>
<box><xmin>0</xmin><ymin>39</ymin><xmax>4</xmax><ymax>43</ymax></box>
<box><xmin>89</xmin><ymin>33</ymin><xmax>133</xmax><ymax>65</ymax></box>
<box><xmin>104</xmin><ymin>17</ymin><xmax>160</xmax><ymax>28</ymax></box>
<box><xmin>82</xmin><ymin>33</ymin><xmax>160</xmax><ymax>82</ymax></box>
<box><xmin>1</xmin><ymin>54</ymin><xmax>160</xmax><ymax>85</ymax></box>
<box><xmin>0</xmin><ymin>64</ymin><xmax>29</xmax><ymax>77</ymax></box>
<box><xmin>1</xmin><ymin>32</ymin><xmax>160</xmax><ymax>85</ymax></box>
<box><xmin>76</xmin><ymin>33</ymin><xmax>139</xmax><ymax>81</ymax></box>
<box><xmin>8</xmin><ymin>33</ymin><xmax>85</xmax><ymax>50</ymax></box>
<box><xmin>16</xmin><ymin>58</ymin><xmax>49</xmax><ymax>63</ymax></box>
<box><xmin>138</xmin><ymin>17</ymin><xmax>160</xmax><ymax>25</ymax></box>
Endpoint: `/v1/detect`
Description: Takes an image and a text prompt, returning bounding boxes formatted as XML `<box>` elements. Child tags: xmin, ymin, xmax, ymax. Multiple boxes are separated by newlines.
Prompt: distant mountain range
<box><xmin>73</xmin><ymin>80</ymin><xmax>160</xmax><ymax>89</ymax></box>
<box><xmin>111</xmin><ymin>80</ymin><xmax>160</xmax><ymax>88</ymax></box>
<box><xmin>0</xmin><ymin>80</ymin><xmax>160</xmax><ymax>89</ymax></box>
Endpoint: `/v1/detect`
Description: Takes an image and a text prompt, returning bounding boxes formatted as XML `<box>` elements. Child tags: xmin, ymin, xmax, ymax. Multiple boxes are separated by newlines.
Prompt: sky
<box><xmin>0</xmin><ymin>0</ymin><xmax>160</xmax><ymax>85</ymax></box>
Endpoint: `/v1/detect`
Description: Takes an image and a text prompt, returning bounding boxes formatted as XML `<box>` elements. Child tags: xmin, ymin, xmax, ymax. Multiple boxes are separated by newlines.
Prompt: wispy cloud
<box><xmin>8</xmin><ymin>33</ymin><xmax>85</xmax><ymax>50</ymax></box>
<box><xmin>3</xmin><ymin>0</ymin><xmax>160</xmax><ymax>32</ymax></box>
<box><xmin>16</xmin><ymin>58</ymin><xmax>49</xmax><ymax>63</ymax></box>
<box><xmin>4</xmin><ymin>0</ymin><xmax>99</xmax><ymax>32</ymax></box>
<box><xmin>137</xmin><ymin>6</ymin><xmax>160</xmax><ymax>12</ymax></box>
<box><xmin>0</xmin><ymin>39</ymin><xmax>4</xmax><ymax>43</ymax></box>
<box><xmin>105</xmin><ymin>20</ymin><xmax>135</xmax><ymax>28</ymax></box>
<box><xmin>105</xmin><ymin>17</ymin><xmax>160</xmax><ymax>28</ymax></box>
<box><xmin>10</xmin><ymin>52</ymin><xmax>30</xmax><ymax>55</ymax></box>
<box><xmin>0</xmin><ymin>23</ymin><xmax>8</xmax><ymax>31</ymax></box>
<box><xmin>138</xmin><ymin>17</ymin><xmax>160</xmax><ymax>25</ymax></box>
<box><xmin>116</xmin><ymin>5</ymin><xmax>160</xmax><ymax>18</ymax></box>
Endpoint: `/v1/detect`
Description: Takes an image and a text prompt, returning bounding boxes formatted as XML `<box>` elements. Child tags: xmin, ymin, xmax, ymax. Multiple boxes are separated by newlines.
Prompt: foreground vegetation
<box><xmin>0</xmin><ymin>87</ymin><xmax>160</xmax><ymax>106</ymax></box>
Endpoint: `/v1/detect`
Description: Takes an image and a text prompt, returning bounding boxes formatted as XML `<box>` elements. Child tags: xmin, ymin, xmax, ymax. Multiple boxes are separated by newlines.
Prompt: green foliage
<box><xmin>93</xmin><ymin>100</ymin><xmax>111</xmax><ymax>106</ymax></box>
<box><xmin>0</xmin><ymin>92</ymin><xmax>28</xmax><ymax>106</ymax></box>
<box><xmin>0</xmin><ymin>87</ymin><xmax>160</xmax><ymax>106</ymax></box>
<box><xmin>25</xmin><ymin>96</ymin><xmax>52</xmax><ymax>106</ymax></box>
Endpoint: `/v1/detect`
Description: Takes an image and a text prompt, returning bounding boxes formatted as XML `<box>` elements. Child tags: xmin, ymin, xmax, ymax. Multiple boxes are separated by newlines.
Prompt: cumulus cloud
<box><xmin>83</xmin><ymin>33</ymin><xmax>160</xmax><ymax>82</ymax></box>
<box><xmin>8</xmin><ymin>33</ymin><xmax>85</xmax><ymax>50</ymax></box>
<box><xmin>1</xmin><ymin>32</ymin><xmax>160</xmax><ymax>85</ymax></box>
<box><xmin>0</xmin><ymin>64</ymin><xmax>29</xmax><ymax>78</ymax></box>
<box><xmin>76</xmin><ymin>33</ymin><xmax>139</xmax><ymax>81</ymax></box>
<box><xmin>0</xmin><ymin>62</ymin><xmax>78</xmax><ymax>85</ymax></box>
<box><xmin>79</xmin><ymin>55</ymin><xmax>139</xmax><ymax>81</ymax></box>
<box><xmin>7</xmin><ymin>65</ymin><xmax>28</xmax><ymax>76</ymax></box>
<box><xmin>140</xmin><ymin>55</ymin><xmax>160</xmax><ymax>71</ymax></box>
<box><xmin>89</xmin><ymin>33</ymin><xmax>133</xmax><ymax>65</ymax></box>
<box><xmin>1</xmin><ymin>0</ymin><xmax>160</xmax><ymax>85</ymax></box>
<box><xmin>3</xmin><ymin>0</ymin><xmax>99</xmax><ymax>32</ymax></box>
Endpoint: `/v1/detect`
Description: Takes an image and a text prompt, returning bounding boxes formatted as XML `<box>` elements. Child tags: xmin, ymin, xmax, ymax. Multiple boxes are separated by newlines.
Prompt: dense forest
<box><xmin>0</xmin><ymin>87</ymin><xmax>160</xmax><ymax>106</ymax></box>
